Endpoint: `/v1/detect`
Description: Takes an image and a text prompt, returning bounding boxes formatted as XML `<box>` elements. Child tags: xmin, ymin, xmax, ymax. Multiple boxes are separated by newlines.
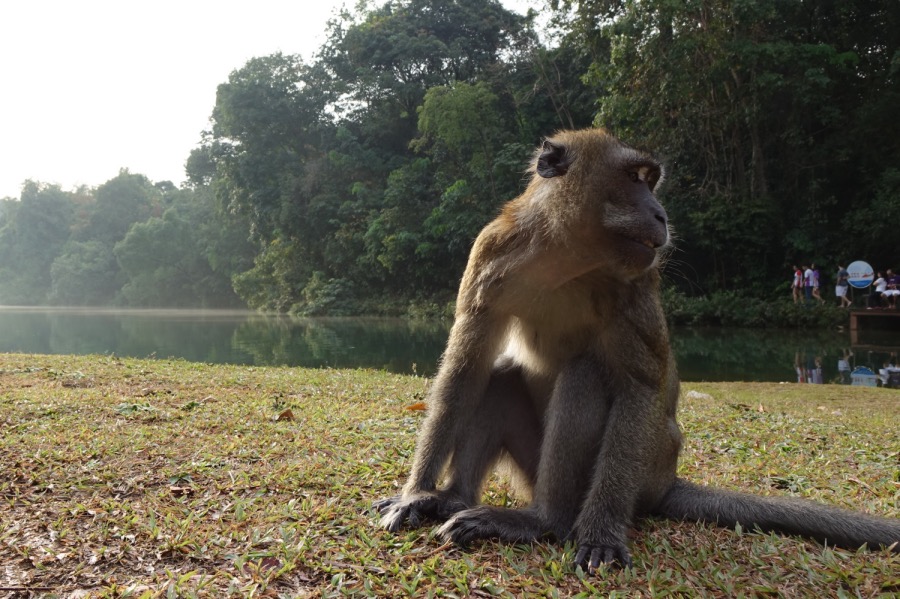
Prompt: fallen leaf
<box><xmin>404</xmin><ymin>401</ymin><xmax>426</xmax><ymax>411</ymax></box>
<box><xmin>242</xmin><ymin>556</ymin><xmax>282</xmax><ymax>575</ymax></box>
<box><xmin>169</xmin><ymin>486</ymin><xmax>194</xmax><ymax>497</ymax></box>
<box><xmin>276</xmin><ymin>409</ymin><xmax>295</xmax><ymax>421</ymax></box>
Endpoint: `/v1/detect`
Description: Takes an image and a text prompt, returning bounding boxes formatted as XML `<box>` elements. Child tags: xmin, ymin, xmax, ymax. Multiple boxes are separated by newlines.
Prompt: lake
<box><xmin>1</xmin><ymin>306</ymin><xmax>899</xmax><ymax>384</ymax></box>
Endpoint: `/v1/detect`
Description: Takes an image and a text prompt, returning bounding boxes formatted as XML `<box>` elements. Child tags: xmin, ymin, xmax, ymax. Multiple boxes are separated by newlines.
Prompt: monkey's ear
<box><xmin>537</xmin><ymin>140</ymin><xmax>572</xmax><ymax>178</ymax></box>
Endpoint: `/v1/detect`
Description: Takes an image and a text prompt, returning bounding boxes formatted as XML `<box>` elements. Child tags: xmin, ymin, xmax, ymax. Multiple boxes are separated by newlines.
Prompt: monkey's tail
<box><xmin>655</xmin><ymin>478</ymin><xmax>900</xmax><ymax>552</ymax></box>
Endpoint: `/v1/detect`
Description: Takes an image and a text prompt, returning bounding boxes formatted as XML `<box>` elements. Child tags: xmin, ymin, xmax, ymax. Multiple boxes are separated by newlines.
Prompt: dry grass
<box><xmin>0</xmin><ymin>353</ymin><xmax>897</xmax><ymax>598</ymax></box>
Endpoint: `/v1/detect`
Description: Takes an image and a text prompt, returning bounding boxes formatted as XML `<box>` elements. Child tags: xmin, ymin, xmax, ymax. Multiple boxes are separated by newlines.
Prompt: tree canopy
<box><xmin>1</xmin><ymin>0</ymin><xmax>896</xmax><ymax>318</ymax></box>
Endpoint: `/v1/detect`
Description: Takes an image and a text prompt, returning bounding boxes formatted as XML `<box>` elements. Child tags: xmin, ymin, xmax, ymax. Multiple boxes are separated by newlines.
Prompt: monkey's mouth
<box><xmin>620</xmin><ymin>235</ymin><xmax>663</xmax><ymax>251</ymax></box>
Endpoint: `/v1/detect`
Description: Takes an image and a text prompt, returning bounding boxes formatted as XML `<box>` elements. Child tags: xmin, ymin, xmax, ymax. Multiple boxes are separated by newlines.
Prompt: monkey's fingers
<box><xmin>378</xmin><ymin>504</ymin><xmax>414</xmax><ymax>532</ymax></box>
<box><xmin>436</xmin><ymin>513</ymin><xmax>480</xmax><ymax>546</ymax></box>
<box><xmin>372</xmin><ymin>495</ymin><xmax>401</xmax><ymax>513</ymax></box>
<box><xmin>574</xmin><ymin>543</ymin><xmax>633</xmax><ymax>573</ymax></box>
<box><xmin>439</xmin><ymin>505</ymin><xmax>545</xmax><ymax>547</ymax></box>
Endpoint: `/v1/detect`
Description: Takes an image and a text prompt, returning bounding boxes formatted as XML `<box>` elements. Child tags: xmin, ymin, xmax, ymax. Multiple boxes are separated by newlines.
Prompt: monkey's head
<box><xmin>532</xmin><ymin>128</ymin><xmax>670</xmax><ymax>278</ymax></box>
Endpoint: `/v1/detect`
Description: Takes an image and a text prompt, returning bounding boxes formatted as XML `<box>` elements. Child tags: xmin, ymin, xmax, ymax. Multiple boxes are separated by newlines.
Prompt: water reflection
<box><xmin>1</xmin><ymin>307</ymin><xmax>899</xmax><ymax>383</ymax></box>
<box><xmin>810</xmin><ymin>349</ymin><xmax>898</xmax><ymax>387</ymax></box>
<box><xmin>230</xmin><ymin>316</ymin><xmax>448</xmax><ymax>373</ymax></box>
<box><xmin>793</xmin><ymin>351</ymin><xmax>824</xmax><ymax>384</ymax></box>
<box><xmin>0</xmin><ymin>307</ymin><xmax>448</xmax><ymax>375</ymax></box>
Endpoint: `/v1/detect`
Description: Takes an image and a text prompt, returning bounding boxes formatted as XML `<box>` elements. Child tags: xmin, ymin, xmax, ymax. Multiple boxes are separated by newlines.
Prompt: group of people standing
<box><xmin>792</xmin><ymin>264</ymin><xmax>900</xmax><ymax>308</ymax></box>
<box><xmin>791</xmin><ymin>263</ymin><xmax>833</xmax><ymax>306</ymax></box>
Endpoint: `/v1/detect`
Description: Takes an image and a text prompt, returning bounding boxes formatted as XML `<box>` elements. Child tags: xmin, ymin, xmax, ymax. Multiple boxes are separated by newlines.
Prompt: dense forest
<box><xmin>1</xmin><ymin>0</ymin><xmax>898</xmax><ymax>323</ymax></box>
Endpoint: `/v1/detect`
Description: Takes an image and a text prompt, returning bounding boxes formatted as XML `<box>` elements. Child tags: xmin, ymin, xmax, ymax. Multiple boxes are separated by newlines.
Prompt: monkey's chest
<box><xmin>505</xmin><ymin>316</ymin><xmax>598</xmax><ymax>375</ymax></box>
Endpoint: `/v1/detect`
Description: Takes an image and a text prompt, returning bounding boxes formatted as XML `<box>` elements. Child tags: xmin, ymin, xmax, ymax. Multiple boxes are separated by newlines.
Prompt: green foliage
<box><xmin>5</xmin><ymin>0</ymin><xmax>896</xmax><ymax>316</ymax></box>
<box><xmin>0</xmin><ymin>174</ymin><xmax>252</xmax><ymax>307</ymax></box>
<box><xmin>49</xmin><ymin>240</ymin><xmax>120</xmax><ymax>306</ymax></box>
<box><xmin>417</xmin><ymin>82</ymin><xmax>503</xmax><ymax>154</ymax></box>
<box><xmin>206</xmin><ymin>53</ymin><xmax>329</xmax><ymax>245</ymax></box>
<box><xmin>662</xmin><ymin>287</ymin><xmax>850</xmax><ymax>329</ymax></box>
<box><xmin>232</xmin><ymin>238</ymin><xmax>307</xmax><ymax>311</ymax></box>
<box><xmin>564</xmin><ymin>0</ymin><xmax>900</xmax><ymax>295</ymax></box>
<box><xmin>296</xmin><ymin>271</ymin><xmax>358</xmax><ymax>316</ymax></box>
<box><xmin>114</xmin><ymin>204</ymin><xmax>243</xmax><ymax>308</ymax></box>
<box><xmin>76</xmin><ymin>170</ymin><xmax>158</xmax><ymax>244</ymax></box>
<box><xmin>0</xmin><ymin>182</ymin><xmax>74</xmax><ymax>304</ymax></box>
<box><xmin>195</xmin><ymin>0</ymin><xmax>579</xmax><ymax>312</ymax></box>
<box><xmin>847</xmin><ymin>168</ymin><xmax>900</xmax><ymax>261</ymax></box>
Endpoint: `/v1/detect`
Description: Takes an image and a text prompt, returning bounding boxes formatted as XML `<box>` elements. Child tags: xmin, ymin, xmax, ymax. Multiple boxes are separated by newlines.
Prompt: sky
<box><xmin>0</xmin><ymin>0</ymin><xmax>537</xmax><ymax>200</ymax></box>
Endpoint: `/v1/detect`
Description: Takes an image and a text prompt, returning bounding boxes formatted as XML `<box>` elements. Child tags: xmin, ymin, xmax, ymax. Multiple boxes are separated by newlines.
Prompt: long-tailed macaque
<box><xmin>375</xmin><ymin>128</ymin><xmax>900</xmax><ymax>571</ymax></box>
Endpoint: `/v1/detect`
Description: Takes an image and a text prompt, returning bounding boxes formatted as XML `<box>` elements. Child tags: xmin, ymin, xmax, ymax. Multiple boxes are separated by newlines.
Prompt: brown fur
<box><xmin>375</xmin><ymin>128</ymin><xmax>900</xmax><ymax>572</ymax></box>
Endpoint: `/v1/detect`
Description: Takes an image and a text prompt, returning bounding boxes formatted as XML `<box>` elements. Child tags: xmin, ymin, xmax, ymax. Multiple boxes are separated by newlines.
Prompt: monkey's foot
<box><xmin>573</xmin><ymin>541</ymin><xmax>633</xmax><ymax>573</ymax></box>
<box><xmin>438</xmin><ymin>505</ymin><xmax>545</xmax><ymax>546</ymax></box>
<box><xmin>374</xmin><ymin>492</ymin><xmax>469</xmax><ymax>532</ymax></box>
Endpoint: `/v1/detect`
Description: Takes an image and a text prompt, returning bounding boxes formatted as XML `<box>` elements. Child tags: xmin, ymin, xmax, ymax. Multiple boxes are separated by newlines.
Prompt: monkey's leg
<box><xmin>439</xmin><ymin>355</ymin><xmax>610</xmax><ymax>546</ymax></box>
<box><xmin>569</xmin><ymin>365</ymin><xmax>665</xmax><ymax>572</ymax></box>
<box><xmin>377</xmin><ymin>359</ymin><xmax>538</xmax><ymax>530</ymax></box>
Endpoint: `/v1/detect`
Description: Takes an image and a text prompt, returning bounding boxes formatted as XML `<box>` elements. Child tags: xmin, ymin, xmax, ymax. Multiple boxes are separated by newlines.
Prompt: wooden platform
<box><xmin>849</xmin><ymin>309</ymin><xmax>900</xmax><ymax>345</ymax></box>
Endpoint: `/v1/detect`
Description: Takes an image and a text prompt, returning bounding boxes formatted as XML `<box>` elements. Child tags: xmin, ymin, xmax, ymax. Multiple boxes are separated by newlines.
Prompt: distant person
<box><xmin>877</xmin><ymin>357</ymin><xmax>898</xmax><ymax>386</ymax></box>
<box><xmin>871</xmin><ymin>271</ymin><xmax>888</xmax><ymax>308</ymax></box>
<box><xmin>794</xmin><ymin>351</ymin><xmax>806</xmax><ymax>383</ymax></box>
<box><xmin>835</xmin><ymin>264</ymin><xmax>851</xmax><ymax>308</ymax></box>
<box><xmin>890</xmin><ymin>354</ymin><xmax>900</xmax><ymax>387</ymax></box>
<box><xmin>791</xmin><ymin>265</ymin><xmax>803</xmax><ymax>304</ymax></box>
<box><xmin>885</xmin><ymin>269</ymin><xmax>900</xmax><ymax>308</ymax></box>
<box><xmin>811</xmin><ymin>263</ymin><xmax>824</xmax><ymax>304</ymax></box>
<box><xmin>812</xmin><ymin>356</ymin><xmax>824</xmax><ymax>384</ymax></box>
<box><xmin>802</xmin><ymin>264</ymin><xmax>813</xmax><ymax>303</ymax></box>
<box><xmin>837</xmin><ymin>349</ymin><xmax>852</xmax><ymax>384</ymax></box>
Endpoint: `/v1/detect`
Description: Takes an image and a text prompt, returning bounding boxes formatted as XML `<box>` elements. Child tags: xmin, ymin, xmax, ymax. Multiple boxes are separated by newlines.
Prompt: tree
<box><xmin>113</xmin><ymin>184</ymin><xmax>252</xmax><ymax>308</ymax></box>
<box><xmin>320</xmin><ymin>0</ymin><xmax>528</xmax><ymax>144</ymax></box>
<box><xmin>408</xmin><ymin>82</ymin><xmax>530</xmax><ymax>288</ymax></box>
<box><xmin>0</xmin><ymin>182</ymin><xmax>74</xmax><ymax>304</ymax></box>
<box><xmin>76</xmin><ymin>170</ymin><xmax>158</xmax><ymax>244</ymax></box>
<box><xmin>192</xmin><ymin>0</ymin><xmax>607</xmax><ymax>313</ymax></box>
<box><xmin>195</xmin><ymin>1</ymin><xmax>540</xmax><ymax>311</ymax></box>
<box><xmin>556</xmin><ymin>0</ymin><xmax>900</xmax><ymax>294</ymax></box>
<box><xmin>49</xmin><ymin>241</ymin><xmax>119</xmax><ymax>306</ymax></box>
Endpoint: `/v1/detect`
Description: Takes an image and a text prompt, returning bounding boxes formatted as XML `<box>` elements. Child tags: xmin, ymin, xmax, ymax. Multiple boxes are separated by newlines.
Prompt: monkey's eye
<box><xmin>628</xmin><ymin>171</ymin><xmax>640</xmax><ymax>183</ymax></box>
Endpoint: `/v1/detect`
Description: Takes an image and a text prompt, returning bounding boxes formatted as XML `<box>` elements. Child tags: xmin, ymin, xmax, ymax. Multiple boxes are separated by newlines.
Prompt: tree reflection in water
<box><xmin>0</xmin><ymin>307</ymin><xmax>898</xmax><ymax>384</ymax></box>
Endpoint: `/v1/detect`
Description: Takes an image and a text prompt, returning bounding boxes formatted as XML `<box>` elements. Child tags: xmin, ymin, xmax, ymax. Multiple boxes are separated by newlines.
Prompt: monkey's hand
<box><xmin>573</xmin><ymin>542</ymin><xmax>633</xmax><ymax>573</ymax></box>
<box><xmin>374</xmin><ymin>492</ymin><xmax>469</xmax><ymax>532</ymax></box>
<box><xmin>572</xmin><ymin>527</ymin><xmax>634</xmax><ymax>573</ymax></box>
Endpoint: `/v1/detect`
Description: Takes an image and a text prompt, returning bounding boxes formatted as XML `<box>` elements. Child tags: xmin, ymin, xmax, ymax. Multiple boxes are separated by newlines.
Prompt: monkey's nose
<box><xmin>651</xmin><ymin>211</ymin><xmax>669</xmax><ymax>248</ymax></box>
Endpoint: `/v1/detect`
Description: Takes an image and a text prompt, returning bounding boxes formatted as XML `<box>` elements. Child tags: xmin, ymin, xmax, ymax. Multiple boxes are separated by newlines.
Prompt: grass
<box><xmin>0</xmin><ymin>353</ymin><xmax>897</xmax><ymax>598</ymax></box>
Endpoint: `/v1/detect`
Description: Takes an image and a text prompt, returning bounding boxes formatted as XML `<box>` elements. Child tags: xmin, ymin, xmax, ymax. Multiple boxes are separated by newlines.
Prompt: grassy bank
<box><xmin>1</xmin><ymin>354</ymin><xmax>897</xmax><ymax>598</ymax></box>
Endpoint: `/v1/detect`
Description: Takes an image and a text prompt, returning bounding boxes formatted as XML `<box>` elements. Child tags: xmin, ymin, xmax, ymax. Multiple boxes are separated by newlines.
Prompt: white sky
<box><xmin>0</xmin><ymin>0</ymin><xmax>538</xmax><ymax>200</ymax></box>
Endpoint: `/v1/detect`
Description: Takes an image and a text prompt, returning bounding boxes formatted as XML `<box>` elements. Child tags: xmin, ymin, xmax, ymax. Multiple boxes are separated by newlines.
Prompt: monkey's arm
<box><xmin>376</xmin><ymin>307</ymin><xmax>509</xmax><ymax>530</ymax></box>
<box><xmin>378</xmin><ymin>223</ymin><xmax>529</xmax><ymax>529</ymax></box>
<box><xmin>403</xmin><ymin>310</ymin><xmax>507</xmax><ymax>493</ymax></box>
